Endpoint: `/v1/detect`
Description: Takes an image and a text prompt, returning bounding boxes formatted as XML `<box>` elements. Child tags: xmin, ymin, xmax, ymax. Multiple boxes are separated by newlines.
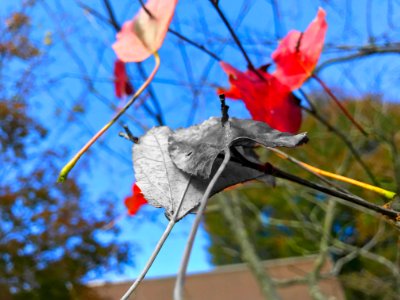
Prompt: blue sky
<box><xmin>3</xmin><ymin>0</ymin><xmax>400</xmax><ymax>284</ymax></box>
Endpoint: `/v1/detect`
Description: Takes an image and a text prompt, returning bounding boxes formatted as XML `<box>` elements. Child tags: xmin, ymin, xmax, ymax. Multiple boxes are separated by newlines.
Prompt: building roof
<box><xmin>89</xmin><ymin>255</ymin><xmax>344</xmax><ymax>300</ymax></box>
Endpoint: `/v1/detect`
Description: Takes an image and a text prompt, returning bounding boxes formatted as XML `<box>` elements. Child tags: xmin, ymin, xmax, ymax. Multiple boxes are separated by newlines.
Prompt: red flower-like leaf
<box><xmin>124</xmin><ymin>183</ymin><xmax>147</xmax><ymax>216</ymax></box>
<box><xmin>114</xmin><ymin>59</ymin><xmax>134</xmax><ymax>98</ymax></box>
<box><xmin>218</xmin><ymin>62</ymin><xmax>301</xmax><ymax>134</ymax></box>
<box><xmin>112</xmin><ymin>0</ymin><xmax>177</xmax><ymax>62</ymax></box>
<box><xmin>272</xmin><ymin>8</ymin><xmax>327</xmax><ymax>90</ymax></box>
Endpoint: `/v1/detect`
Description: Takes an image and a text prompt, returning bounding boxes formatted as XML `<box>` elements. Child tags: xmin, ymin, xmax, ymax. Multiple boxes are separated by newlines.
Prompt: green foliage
<box><xmin>204</xmin><ymin>95</ymin><xmax>400</xmax><ymax>299</ymax></box>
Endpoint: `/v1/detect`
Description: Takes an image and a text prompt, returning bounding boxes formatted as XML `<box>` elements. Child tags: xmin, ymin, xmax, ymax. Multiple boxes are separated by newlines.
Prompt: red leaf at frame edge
<box><xmin>124</xmin><ymin>183</ymin><xmax>147</xmax><ymax>216</ymax></box>
<box><xmin>272</xmin><ymin>8</ymin><xmax>327</xmax><ymax>90</ymax></box>
<box><xmin>218</xmin><ymin>62</ymin><xmax>302</xmax><ymax>134</ymax></box>
<box><xmin>114</xmin><ymin>59</ymin><xmax>134</xmax><ymax>98</ymax></box>
<box><xmin>112</xmin><ymin>0</ymin><xmax>178</xmax><ymax>62</ymax></box>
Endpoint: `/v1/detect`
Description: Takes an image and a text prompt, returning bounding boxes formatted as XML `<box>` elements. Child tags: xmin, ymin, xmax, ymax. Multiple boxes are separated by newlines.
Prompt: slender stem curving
<box><xmin>174</xmin><ymin>149</ymin><xmax>231</xmax><ymax>300</ymax></box>
<box><xmin>208</xmin><ymin>0</ymin><xmax>265</xmax><ymax>80</ymax></box>
<box><xmin>121</xmin><ymin>176</ymin><xmax>192</xmax><ymax>300</ymax></box>
<box><xmin>58</xmin><ymin>53</ymin><xmax>161</xmax><ymax>182</ymax></box>
<box><xmin>121</xmin><ymin>219</ymin><xmax>175</xmax><ymax>300</ymax></box>
<box><xmin>269</xmin><ymin>148</ymin><xmax>396</xmax><ymax>199</ymax></box>
<box><xmin>226</xmin><ymin>153</ymin><xmax>399</xmax><ymax>220</ymax></box>
<box><xmin>301</xmin><ymin>104</ymin><xmax>379</xmax><ymax>185</ymax></box>
<box><xmin>312</xmin><ymin>74</ymin><xmax>368</xmax><ymax>136</ymax></box>
<box><xmin>268</xmin><ymin>164</ymin><xmax>399</xmax><ymax>220</ymax></box>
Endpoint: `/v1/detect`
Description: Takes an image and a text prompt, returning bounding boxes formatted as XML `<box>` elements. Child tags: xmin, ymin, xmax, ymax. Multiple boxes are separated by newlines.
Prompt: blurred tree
<box><xmin>0</xmin><ymin>6</ymin><xmax>129</xmax><ymax>300</ymax></box>
<box><xmin>205</xmin><ymin>95</ymin><xmax>400</xmax><ymax>299</ymax></box>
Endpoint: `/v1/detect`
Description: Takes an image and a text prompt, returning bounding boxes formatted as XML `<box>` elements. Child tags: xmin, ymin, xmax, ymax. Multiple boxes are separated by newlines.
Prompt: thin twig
<box><xmin>269</xmin><ymin>0</ymin><xmax>282</xmax><ymax>39</ymax></box>
<box><xmin>267</xmin><ymin>217</ymin><xmax>320</xmax><ymax>232</ymax></box>
<box><xmin>267</xmin><ymin>164</ymin><xmax>399</xmax><ymax>220</ymax></box>
<box><xmin>308</xmin><ymin>199</ymin><xmax>335</xmax><ymax>300</ymax></box>
<box><xmin>137</xmin><ymin>0</ymin><xmax>222</xmax><ymax>62</ymax></box>
<box><xmin>267</xmin><ymin>147</ymin><xmax>348</xmax><ymax>193</ymax></box>
<box><xmin>312</xmin><ymin>74</ymin><xmax>368</xmax><ymax>136</ymax></box>
<box><xmin>227</xmin><ymin>152</ymin><xmax>399</xmax><ymax>220</ymax></box>
<box><xmin>77</xmin><ymin>0</ymin><xmax>163</xmax><ymax>123</ymax></box>
<box><xmin>298</xmin><ymin>89</ymin><xmax>317</xmax><ymax>112</ymax></box>
<box><xmin>58</xmin><ymin>53</ymin><xmax>160</xmax><ymax>182</ymax></box>
<box><xmin>138</xmin><ymin>0</ymin><xmax>154</xmax><ymax>18</ymax></box>
<box><xmin>81</xmin><ymin>0</ymin><xmax>222</xmax><ymax>63</ymax></box>
<box><xmin>121</xmin><ymin>220</ymin><xmax>174</xmax><ymax>300</ymax></box>
<box><xmin>209</xmin><ymin>0</ymin><xmax>264</xmax><ymax>79</ymax></box>
<box><xmin>102</xmin><ymin>0</ymin><xmax>120</xmax><ymax>30</ymax></box>
<box><xmin>332</xmin><ymin>239</ymin><xmax>400</xmax><ymax>278</ymax></box>
<box><xmin>101</xmin><ymin>0</ymin><xmax>165</xmax><ymax>125</ymax></box>
<box><xmin>315</xmin><ymin>44</ymin><xmax>400</xmax><ymax>73</ymax></box>
<box><xmin>331</xmin><ymin>220</ymin><xmax>384</xmax><ymax>275</ymax></box>
<box><xmin>209</xmin><ymin>0</ymin><xmax>252</xmax><ymax>67</ymax></box>
<box><xmin>172</xmin><ymin>14</ymin><xmax>203</xmax><ymax>129</ymax></box>
<box><xmin>300</xmin><ymin>102</ymin><xmax>379</xmax><ymax>186</ymax></box>
<box><xmin>169</xmin><ymin>28</ymin><xmax>221</xmax><ymax>61</ymax></box>
<box><xmin>388</xmin><ymin>136</ymin><xmax>400</xmax><ymax>195</ymax></box>
<box><xmin>136</xmin><ymin>64</ymin><xmax>165</xmax><ymax>125</ymax></box>
<box><xmin>218</xmin><ymin>192</ymin><xmax>281</xmax><ymax>300</ymax></box>
<box><xmin>268</xmin><ymin>147</ymin><xmax>396</xmax><ymax>199</ymax></box>
<box><xmin>120</xmin><ymin>176</ymin><xmax>193</xmax><ymax>300</ymax></box>
<box><xmin>174</xmin><ymin>149</ymin><xmax>231</xmax><ymax>300</ymax></box>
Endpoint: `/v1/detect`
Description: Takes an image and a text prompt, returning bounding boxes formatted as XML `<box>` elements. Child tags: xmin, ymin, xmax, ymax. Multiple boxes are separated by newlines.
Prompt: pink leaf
<box><xmin>112</xmin><ymin>0</ymin><xmax>178</xmax><ymax>62</ymax></box>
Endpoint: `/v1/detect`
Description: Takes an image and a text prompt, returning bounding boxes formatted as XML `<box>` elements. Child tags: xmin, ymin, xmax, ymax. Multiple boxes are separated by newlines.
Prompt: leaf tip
<box><xmin>57</xmin><ymin>173</ymin><xmax>66</xmax><ymax>183</ymax></box>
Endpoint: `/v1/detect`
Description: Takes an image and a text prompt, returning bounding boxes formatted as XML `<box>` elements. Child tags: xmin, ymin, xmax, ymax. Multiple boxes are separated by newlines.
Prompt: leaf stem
<box><xmin>121</xmin><ymin>219</ymin><xmax>175</xmax><ymax>300</ymax></box>
<box><xmin>57</xmin><ymin>53</ymin><xmax>161</xmax><ymax>182</ymax></box>
<box><xmin>312</xmin><ymin>74</ymin><xmax>368</xmax><ymax>136</ymax></box>
<box><xmin>227</xmin><ymin>153</ymin><xmax>399</xmax><ymax>220</ymax></box>
<box><xmin>300</xmin><ymin>102</ymin><xmax>379</xmax><ymax>186</ymax></box>
<box><xmin>101</xmin><ymin>0</ymin><xmax>165</xmax><ymax>125</ymax></box>
<box><xmin>269</xmin><ymin>148</ymin><xmax>396</xmax><ymax>199</ymax></box>
<box><xmin>121</xmin><ymin>176</ymin><xmax>192</xmax><ymax>300</ymax></box>
<box><xmin>266</xmin><ymin>164</ymin><xmax>399</xmax><ymax>220</ymax></box>
<box><xmin>174</xmin><ymin>149</ymin><xmax>231</xmax><ymax>300</ymax></box>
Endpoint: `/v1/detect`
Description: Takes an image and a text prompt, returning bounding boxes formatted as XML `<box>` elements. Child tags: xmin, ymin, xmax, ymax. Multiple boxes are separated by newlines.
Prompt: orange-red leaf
<box><xmin>114</xmin><ymin>59</ymin><xmax>134</xmax><ymax>98</ymax></box>
<box><xmin>272</xmin><ymin>8</ymin><xmax>327</xmax><ymax>90</ymax></box>
<box><xmin>218</xmin><ymin>62</ymin><xmax>302</xmax><ymax>134</ymax></box>
<box><xmin>124</xmin><ymin>183</ymin><xmax>147</xmax><ymax>216</ymax></box>
<box><xmin>112</xmin><ymin>0</ymin><xmax>177</xmax><ymax>62</ymax></box>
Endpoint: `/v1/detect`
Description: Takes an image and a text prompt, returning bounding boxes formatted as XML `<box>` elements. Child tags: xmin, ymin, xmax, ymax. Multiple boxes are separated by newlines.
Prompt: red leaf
<box><xmin>114</xmin><ymin>59</ymin><xmax>134</xmax><ymax>98</ymax></box>
<box><xmin>124</xmin><ymin>183</ymin><xmax>147</xmax><ymax>216</ymax></box>
<box><xmin>218</xmin><ymin>62</ymin><xmax>302</xmax><ymax>134</ymax></box>
<box><xmin>112</xmin><ymin>0</ymin><xmax>177</xmax><ymax>62</ymax></box>
<box><xmin>272</xmin><ymin>8</ymin><xmax>327</xmax><ymax>90</ymax></box>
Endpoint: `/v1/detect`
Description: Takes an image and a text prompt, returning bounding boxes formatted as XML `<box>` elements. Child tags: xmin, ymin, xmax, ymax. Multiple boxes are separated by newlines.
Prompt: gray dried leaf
<box><xmin>133</xmin><ymin>126</ymin><xmax>265</xmax><ymax>220</ymax></box>
<box><xmin>168</xmin><ymin>117</ymin><xmax>308</xmax><ymax>178</ymax></box>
